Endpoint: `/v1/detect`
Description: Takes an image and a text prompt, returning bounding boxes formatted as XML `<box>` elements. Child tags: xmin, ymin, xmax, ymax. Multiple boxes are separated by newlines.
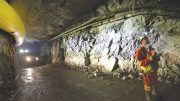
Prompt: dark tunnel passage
<box><xmin>0</xmin><ymin>0</ymin><xmax>180</xmax><ymax>101</ymax></box>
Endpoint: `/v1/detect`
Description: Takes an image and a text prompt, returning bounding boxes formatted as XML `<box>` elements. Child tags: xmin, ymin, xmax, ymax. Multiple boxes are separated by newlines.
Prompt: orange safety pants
<box><xmin>143</xmin><ymin>71</ymin><xmax>158</xmax><ymax>92</ymax></box>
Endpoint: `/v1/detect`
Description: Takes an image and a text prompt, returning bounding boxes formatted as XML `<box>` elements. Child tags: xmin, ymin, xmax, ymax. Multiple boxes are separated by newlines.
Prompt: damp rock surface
<box><xmin>0</xmin><ymin>31</ymin><xmax>15</xmax><ymax>91</ymax></box>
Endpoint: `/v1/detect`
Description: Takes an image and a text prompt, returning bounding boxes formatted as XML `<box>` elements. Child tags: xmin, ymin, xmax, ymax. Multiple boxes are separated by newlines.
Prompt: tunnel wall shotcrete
<box><xmin>49</xmin><ymin>0</ymin><xmax>180</xmax><ymax>84</ymax></box>
<box><xmin>0</xmin><ymin>30</ymin><xmax>16</xmax><ymax>90</ymax></box>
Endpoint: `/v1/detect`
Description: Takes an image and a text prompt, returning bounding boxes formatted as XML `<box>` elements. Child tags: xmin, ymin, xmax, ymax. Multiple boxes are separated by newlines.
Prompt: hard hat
<box><xmin>139</xmin><ymin>35</ymin><xmax>149</xmax><ymax>44</ymax></box>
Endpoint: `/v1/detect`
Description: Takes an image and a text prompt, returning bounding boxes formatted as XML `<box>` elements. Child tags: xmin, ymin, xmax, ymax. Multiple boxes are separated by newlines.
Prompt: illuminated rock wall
<box><xmin>64</xmin><ymin>3</ymin><xmax>180</xmax><ymax>84</ymax></box>
<box><xmin>51</xmin><ymin>40</ymin><xmax>65</xmax><ymax>64</ymax></box>
<box><xmin>65</xmin><ymin>15</ymin><xmax>180</xmax><ymax>71</ymax></box>
<box><xmin>49</xmin><ymin>0</ymin><xmax>180</xmax><ymax>84</ymax></box>
<box><xmin>0</xmin><ymin>30</ymin><xmax>15</xmax><ymax>90</ymax></box>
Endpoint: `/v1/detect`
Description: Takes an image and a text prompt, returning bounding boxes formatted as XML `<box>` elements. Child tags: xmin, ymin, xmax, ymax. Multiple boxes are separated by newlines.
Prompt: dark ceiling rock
<box><xmin>12</xmin><ymin>0</ymin><xmax>105</xmax><ymax>40</ymax></box>
<box><xmin>11</xmin><ymin>0</ymin><xmax>180</xmax><ymax>42</ymax></box>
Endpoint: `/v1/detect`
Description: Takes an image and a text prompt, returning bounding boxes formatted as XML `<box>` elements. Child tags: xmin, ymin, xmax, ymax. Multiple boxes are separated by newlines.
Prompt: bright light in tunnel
<box><xmin>144</xmin><ymin>32</ymin><xmax>148</xmax><ymax>35</ymax></box>
<box><xmin>35</xmin><ymin>57</ymin><xmax>39</xmax><ymax>61</ymax></box>
<box><xmin>25</xmin><ymin>49</ymin><xmax>29</xmax><ymax>53</ymax></box>
<box><xmin>19</xmin><ymin>49</ymin><xmax>29</xmax><ymax>53</ymax></box>
<box><xmin>26</xmin><ymin>56</ymin><xmax>31</xmax><ymax>62</ymax></box>
<box><xmin>19</xmin><ymin>49</ymin><xmax>24</xmax><ymax>53</ymax></box>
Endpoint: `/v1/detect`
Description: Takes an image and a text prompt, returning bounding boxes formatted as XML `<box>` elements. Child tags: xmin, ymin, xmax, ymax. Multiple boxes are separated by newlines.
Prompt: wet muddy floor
<box><xmin>1</xmin><ymin>64</ymin><xmax>180</xmax><ymax>101</ymax></box>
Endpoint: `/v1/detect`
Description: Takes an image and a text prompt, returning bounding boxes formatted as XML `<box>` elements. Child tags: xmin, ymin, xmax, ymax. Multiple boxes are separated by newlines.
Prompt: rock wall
<box><xmin>0</xmin><ymin>30</ymin><xmax>16</xmax><ymax>90</ymax></box>
<box><xmin>39</xmin><ymin>43</ymin><xmax>52</xmax><ymax>64</ymax></box>
<box><xmin>49</xmin><ymin>0</ymin><xmax>180</xmax><ymax>84</ymax></box>
<box><xmin>51</xmin><ymin>39</ymin><xmax>65</xmax><ymax>64</ymax></box>
<box><xmin>65</xmin><ymin>15</ymin><xmax>180</xmax><ymax>70</ymax></box>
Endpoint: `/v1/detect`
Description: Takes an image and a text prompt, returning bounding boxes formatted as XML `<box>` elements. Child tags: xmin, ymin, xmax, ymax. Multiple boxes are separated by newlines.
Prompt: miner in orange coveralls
<box><xmin>136</xmin><ymin>36</ymin><xmax>160</xmax><ymax>101</ymax></box>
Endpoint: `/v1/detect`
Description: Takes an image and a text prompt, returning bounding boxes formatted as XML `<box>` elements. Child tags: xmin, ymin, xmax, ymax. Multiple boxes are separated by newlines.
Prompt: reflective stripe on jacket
<box><xmin>136</xmin><ymin>46</ymin><xmax>153</xmax><ymax>73</ymax></box>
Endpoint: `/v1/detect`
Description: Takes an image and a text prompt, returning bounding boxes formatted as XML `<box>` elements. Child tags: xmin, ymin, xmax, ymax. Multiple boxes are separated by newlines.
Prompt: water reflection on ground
<box><xmin>1</xmin><ymin>65</ymin><xmax>180</xmax><ymax>101</ymax></box>
<box><xmin>21</xmin><ymin>68</ymin><xmax>34</xmax><ymax>83</ymax></box>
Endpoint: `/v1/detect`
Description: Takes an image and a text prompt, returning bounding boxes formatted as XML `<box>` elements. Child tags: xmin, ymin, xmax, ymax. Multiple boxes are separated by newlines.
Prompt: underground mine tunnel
<box><xmin>0</xmin><ymin>0</ymin><xmax>180</xmax><ymax>101</ymax></box>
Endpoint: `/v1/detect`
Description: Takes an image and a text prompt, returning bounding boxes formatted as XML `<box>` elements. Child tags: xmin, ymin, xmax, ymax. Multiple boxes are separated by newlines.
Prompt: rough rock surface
<box><xmin>51</xmin><ymin>40</ymin><xmax>65</xmax><ymax>64</ymax></box>
<box><xmin>12</xmin><ymin>0</ymin><xmax>180</xmax><ymax>41</ymax></box>
<box><xmin>0</xmin><ymin>30</ymin><xmax>16</xmax><ymax>90</ymax></box>
<box><xmin>49</xmin><ymin>0</ymin><xmax>180</xmax><ymax>84</ymax></box>
<box><xmin>12</xmin><ymin>0</ymin><xmax>105</xmax><ymax>40</ymax></box>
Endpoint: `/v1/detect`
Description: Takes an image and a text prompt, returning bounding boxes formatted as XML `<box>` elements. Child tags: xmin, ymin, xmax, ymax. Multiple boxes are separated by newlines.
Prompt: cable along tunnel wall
<box><xmin>48</xmin><ymin>1</ymin><xmax>180</xmax><ymax>85</ymax></box>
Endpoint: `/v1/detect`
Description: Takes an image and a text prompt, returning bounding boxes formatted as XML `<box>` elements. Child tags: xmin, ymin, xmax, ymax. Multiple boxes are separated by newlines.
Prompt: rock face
<box><xmin>12</xmin><ymin>0</ymin><xmax>105</xmax><ymax>40</ymax></box>
<box><xmin>39</xmin><ymin>44</ymin><xmax>52</xmax><ymax>64</ymax></box>
<box><xmin>0</xmin><ymin>30</ymin><xmax>16</xmax><ymax>90</ymax></box>
<box><xmin>49</xmin><ymin>0</ymin><xmax>180</xmax><ymax>84</ymax></box>
<box><xmin>51</xmin><ymin>40</ymin><xmax>65</xmax><ymax>64</ymax></box>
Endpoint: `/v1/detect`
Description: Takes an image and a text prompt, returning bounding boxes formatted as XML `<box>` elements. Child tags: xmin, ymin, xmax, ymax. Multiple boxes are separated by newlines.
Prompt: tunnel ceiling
<box><xmin>12</xmin><ymin>0</ymin><xmax>105</xmax><ymax>41</ymax></box>
<box><xmin>11</xmin><ymin>0</ymin><xmax>180</xmax><ymax>42</ymax></box>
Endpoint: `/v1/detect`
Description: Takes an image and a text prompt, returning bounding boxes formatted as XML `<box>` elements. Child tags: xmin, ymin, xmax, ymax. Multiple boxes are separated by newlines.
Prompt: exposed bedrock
<box><xmin>49</xmin><ymin>0</ymin><xmax>180</xmax><ymax>85</ymax></box>
<box><xmin>0</xmin><ymin>30</ymin><xmax>16</xmax><ymax>91</ymax></box>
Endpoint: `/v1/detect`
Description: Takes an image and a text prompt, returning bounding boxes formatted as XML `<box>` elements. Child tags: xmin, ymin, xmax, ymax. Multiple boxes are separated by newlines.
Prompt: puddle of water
<box><xmin>21</xmin><ymin>68</ymin><xmax>34</xmax><ymax>83</ymax></box>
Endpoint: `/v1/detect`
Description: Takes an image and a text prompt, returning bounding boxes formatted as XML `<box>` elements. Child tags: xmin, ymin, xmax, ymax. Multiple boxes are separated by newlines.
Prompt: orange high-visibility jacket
<box><xmin>136</xmin><ymin>46</ymin><xmax>151</xmax><ymax>66</ymax></box>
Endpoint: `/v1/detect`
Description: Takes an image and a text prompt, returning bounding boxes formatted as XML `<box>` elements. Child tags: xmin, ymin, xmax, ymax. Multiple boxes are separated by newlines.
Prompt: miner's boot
<box><xmin>145</xmin><ymin>91</ymin><xmax>152</xmax><ymax>101</ymax></box>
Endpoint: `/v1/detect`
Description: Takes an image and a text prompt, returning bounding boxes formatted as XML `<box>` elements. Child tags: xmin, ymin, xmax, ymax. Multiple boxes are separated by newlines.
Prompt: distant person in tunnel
<box><xmin>136</xmin><ymin>36</ymin><xmax>160</xmax><ymax>101</ymax></box>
